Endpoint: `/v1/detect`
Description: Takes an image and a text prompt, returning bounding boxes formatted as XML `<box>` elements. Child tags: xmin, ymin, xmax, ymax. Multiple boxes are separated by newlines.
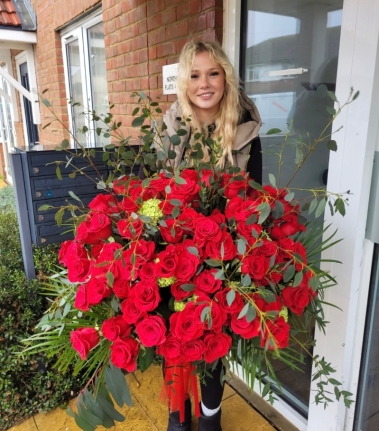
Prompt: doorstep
<box><xmin>8</xmin><ymin>365</ymin><xmax>277</xmax><ymax>431</ymax></box>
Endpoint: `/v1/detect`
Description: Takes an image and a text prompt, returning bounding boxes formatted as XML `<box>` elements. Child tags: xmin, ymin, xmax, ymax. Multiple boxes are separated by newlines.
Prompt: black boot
<box><xmin>198</xmin><ymin>405</ymin><xmax>222</xmax><ymax>431</ymax></box>
<box><xmin>167</xmin><ymin>398</ymin><xmax>192</xmax><ymax>431</ymax></box>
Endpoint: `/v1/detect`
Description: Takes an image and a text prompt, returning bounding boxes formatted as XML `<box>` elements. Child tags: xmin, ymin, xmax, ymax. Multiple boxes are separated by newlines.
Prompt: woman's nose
<box><xmin>199</xmin><ymin>75</ymin><xmax>209</xmax><ymax>87</ymax></box>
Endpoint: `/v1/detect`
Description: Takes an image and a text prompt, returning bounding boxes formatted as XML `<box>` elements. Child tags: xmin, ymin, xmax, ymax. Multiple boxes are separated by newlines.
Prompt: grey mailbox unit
<box><xmin>10</xmin><ymin>146</ymin><xmax>139</xmax><ymax>279</ymax></box>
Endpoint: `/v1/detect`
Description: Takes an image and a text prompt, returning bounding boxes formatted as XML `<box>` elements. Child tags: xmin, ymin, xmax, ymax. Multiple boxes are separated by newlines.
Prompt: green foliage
<box><xmin>0</xmin><ymin>208</ymin><xmax>84</xmax><ymax>430</ymax></box>
<box><xmin>0</xmin><ymin>186</ymin><xmax>16</xmax><ymax>213</ymax></box>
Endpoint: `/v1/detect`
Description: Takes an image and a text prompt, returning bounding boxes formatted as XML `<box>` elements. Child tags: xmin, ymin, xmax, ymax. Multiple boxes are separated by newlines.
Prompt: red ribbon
<box><xmin>160</xmin><ymin>361</ymin><xmax>200</xmax><ymax>421</ymax></box>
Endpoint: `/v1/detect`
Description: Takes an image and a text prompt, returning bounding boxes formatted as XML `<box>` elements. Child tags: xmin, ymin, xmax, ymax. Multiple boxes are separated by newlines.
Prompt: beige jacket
<box><xmin>162</xmin><ymin>93</ymin><xmax>262</xmax><ymax>170</ymax></box>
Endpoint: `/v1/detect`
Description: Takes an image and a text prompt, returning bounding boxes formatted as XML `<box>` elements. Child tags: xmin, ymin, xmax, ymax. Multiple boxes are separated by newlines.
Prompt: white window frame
<box><xmin>223</xmin><ymin>1</ymin><xmax>379</xmax><ymax>431</ymax></box>
<box><xmin>61</xmin><ymin>9</ymin><xmax>105</xmax><ymax>147</ymax></box>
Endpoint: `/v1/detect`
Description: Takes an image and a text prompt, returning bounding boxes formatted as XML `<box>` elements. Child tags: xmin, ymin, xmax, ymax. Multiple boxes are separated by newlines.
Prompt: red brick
<box><xmin>148</xmin><ymin>27</ymin><xmax>166</xmax><ymax>45</ymax></box>
<box><xmin>166</xmin><ymin>20</ymin><xmax>188</xmax><ymax>40</ymax></box>
<box><xmin>135</xmin><ymin>4</ymin><xmax>146</xmax><ymax>20</ymax></box>
<box><xmin>141</xmin><ymin>76</ymin><xmax>149</xmax><ymax>89</ymax></box>
<box><xmin>138</xmin><ymin>19</ymin><xmax>147</xmax><ymax>34</ymax></box>
<box><xmin>121</xmin><ymin>0</ymin><xmax>139</xmax><ymax>14</ymax></box>
<box><xmin>117</xmin><ymin>12</ymin><xmax>130</xmax><ymax>28</ymax></box>
<box><xmin>120</xmin><ymin>24</ymin><xmax>139</xmax><ymax>40</ymax></box>
<box><xmin>146</xmin><ymin>0</ymin><xmax>165</xmax><ymax>16</ymax></box>
<box><xmin>176</xmin><ymin>0</ymin><xmax>201</xmax><ymax>20</ymax></box>
<box><xmin>149</xmin><ymin>46</ymin><xmax>157</xmax><ymax>60</ymax></box>
<box><xmin>117</xmin><ymin>40</ymin><xmax>132</xmax><ymax>55</ymax></box>
<box><xmin>162</xmin><ymin>8</ymin><xmax>176</xmax><ymax>25</ymax></box>
<box><xmin>137</xmin><ymin>62</ymin><xmax>148</xmax><ymax>75</ymax></box>
<box><xmin>149</xmin><ymin>75</ymin><xmax>158</xmax><ymax>89</ymax></box>
<box><xmin>149</xmin><ymin>58</ymin><xmax>166</xmax><ymax>75</ymax></box>
<box><xmin>157</xmin><ymin>41</ymin><xmax>175</xmax><ymax>57</ymax></box>
<box><xmin>189</xmin><ymin>14</ymin><xmax>206</xmax><ymax>33</ymax></box>
<box><xmin>147</xmin><ymin>13</ymin><xmax>162</xmax><ymax>31</ymax></box>
<box><xmin>139</xmin><ymin>48</ymin><xmax>148</xmax><ymax>62</ymax></box>
<box><xmin>132</xmin><ymin>34</ymin><xmax>148</xmax><ymax>50</ymax></box>
<box><xmin>202</xmin><ymin>0</ymin><xmax>215</xmax><ymax>10</ymax></box>
<box><xmin>206</xmin><ymin>10</ymin><xmax>215</xmax><ymax>28</ymax></box>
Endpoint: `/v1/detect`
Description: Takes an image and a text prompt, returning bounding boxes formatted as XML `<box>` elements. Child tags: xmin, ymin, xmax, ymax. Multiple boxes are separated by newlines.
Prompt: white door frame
<box><xmin>223</xmin><ymin>1</ymin><xmax>379</xmax><ymax>430</ymax></box>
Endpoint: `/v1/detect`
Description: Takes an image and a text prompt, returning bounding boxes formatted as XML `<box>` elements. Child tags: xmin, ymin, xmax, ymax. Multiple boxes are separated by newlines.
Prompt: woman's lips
<box><xmin>198</xmin><ymin>92</ymin><xmax>214</xmax><ymax>100</ymax></box>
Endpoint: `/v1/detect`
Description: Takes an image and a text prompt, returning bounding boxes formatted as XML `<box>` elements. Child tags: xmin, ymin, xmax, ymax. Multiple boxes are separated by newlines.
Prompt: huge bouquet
<box><xmin>21</xmin><ymin>90</ymin><xmax>356</xmax><ymax>430</ymax></box>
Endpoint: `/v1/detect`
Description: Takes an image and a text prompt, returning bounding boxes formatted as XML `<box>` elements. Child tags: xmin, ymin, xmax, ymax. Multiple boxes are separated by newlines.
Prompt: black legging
<box><xmin>200</xmin><ymin>359</ymin><xmax>225</xmax><ymax>409</ymax></box>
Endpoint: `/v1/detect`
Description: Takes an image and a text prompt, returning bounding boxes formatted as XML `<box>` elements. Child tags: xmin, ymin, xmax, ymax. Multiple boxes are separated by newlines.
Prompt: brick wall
<box><xmin>31</xmin><ymin>0</ymin><xmax>223</xmax><ymax>145</ymax></box>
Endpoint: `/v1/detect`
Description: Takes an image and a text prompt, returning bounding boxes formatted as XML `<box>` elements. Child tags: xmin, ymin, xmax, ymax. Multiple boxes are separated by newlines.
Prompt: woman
<box><xmin>162</xmin><ymin>41</ymin><xmax>263</xmax><ymax>431</ymax></box>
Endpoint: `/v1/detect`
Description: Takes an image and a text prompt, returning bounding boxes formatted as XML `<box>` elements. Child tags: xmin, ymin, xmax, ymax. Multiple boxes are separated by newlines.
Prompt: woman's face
<box><xmin>186</xmin><ymin>51</ymin><xmax>226</xmax><ymax>122</ymax></box>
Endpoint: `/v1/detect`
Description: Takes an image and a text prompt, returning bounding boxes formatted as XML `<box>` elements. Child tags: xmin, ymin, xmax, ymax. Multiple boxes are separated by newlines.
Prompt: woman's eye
<box><xmin>191</xmin><ymin>74</ymin><xmax>198</xmax><ymax>79</ymax></box>
<box><xmin>210</xmin><ymin>72</ymin><xmax>219</xmax><ymax>76</ymax></box>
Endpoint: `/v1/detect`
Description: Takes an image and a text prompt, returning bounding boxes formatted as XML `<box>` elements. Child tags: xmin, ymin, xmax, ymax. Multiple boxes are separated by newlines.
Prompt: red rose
<box><xmin>175</xmin><ymin>250</ymin><xmax>200</xmax><ymax>282</ymax></box>
<box><xmin>293</xmin><ymin>241</ymin><xmax>307</xmax><ymax>271</ymax></box>
<box><xmin>203</xmin><ymin>332</ymin><xmax>232</xmax><ymax>363</ymax></box>
<box><xmin>195</xmin><ymin>299</ymin><xmax>227</xmax><ymax>333</ymax></box>
<box><xmin>160</xmin><ymin>218</ymin><xmax>185</xmax><ymax>244</ymax></box>
<box><xmin>279</xmin><ymin>214</ymin><xmax>306</xmax><ymax>237</ymax></box>
<box><xmin>178</xmin><ymin>207</ymin><xmax>200</xmax><ymax>231</ymax></box>
<box><xmin>205</xmin><ymin>230</ymin><xmax>237</xmax><ymax>261</ymax></box>
<box><xmin>241</xmin><ymin>254</ymin><xmax>270</xmax><ymax>280</ymax></box>
<box><xmin>281</xmin><ymin>271</ymin><xmax>316</xmax><ymax>315</ymax></box>
<box><xmin>85</xmin><ymin>271</ymin><xmax>112</xmax><ymax>305</ymax></box>
<box><xmin>88</xmin><ymin>194</ymin><xmax>119</xmax><ymax>214</ymax></box>
<box><xmin>59</xmin><ymin>241</ymin><xmax>90</xmax><ymax>282</ymax></box>
<box><xmin>130</xmin><ymin>281</ymin><xmax>161</xmax><ymax>312</ymax></box>
<box><xmin>76</xmin><ymin>212</ymin><xmax>112</xmax><ymax>244</ymax></box>
<box><xmin>257</xmin><ymin>239</ymin><xmax>277</xmax><ymax>258</ymax></box>
<box><xmin>139</xmin><ymin>261</ymin><xmax>157</xmax><ymax>283</ymax></box>
<box><xmin>170</xmin><ymin>302</ymin><xmax>204</xmax><ymax>342</ymax></box>
<box><xmin>171</xmin><ymin>281</ymin><xmax>193</xmax><ymax>301</ymax></box>
<box><xmin>260</xmin><ymin>317</ymin><xmax>290</xmax><ymax>350</ymax></box>
<box><xmin>70</xmin><ymin>327</ymin><xmax>99</xmax><ymax>360</ymax></box>
<box><xmin>121</xmin><ymin>298</ymin><xmax>147</xmax><ymax>324</ymax></box>
<box><xmin>150</xmin><ymin>174</ymin><xmax>170</xmax><ymax>194</ymax></box>
<box><xmin>235</xmin><ymin>199</ymin><xmax>263</xmax><ymax>223</ymax></box>
<box><xmin>118</xmin><ymin>196</ymin><xmax>139</xmax><ymax>214</ymax></box>
<box><xmin>200</xmin><ymin>169</ymin><xmax>216</xmax><ymax>186</ymax></box>
<box><xmin>168</xmin><ymin>176</ymin><xmax>200</xmax><ymax>204</ymax></box>
<box><xmin>182</xmin><ymin>339</ymin><xmax>206</xmax><ymax>362</ymax></box>
<box><xmin>222</xmin><ymin>173</ymin><xmax>249</xmax><ymax>199</ymax></box>
<box><xmin>159</xmin><ymin>200</ymin><xmax>176</xmax><ymax>216</ymax></box>
<box><xmin>209</xmin><ymin>209</ymin><xmax>226</xmax><ymax>225</ymax></box>
<box><xmin>215</xmin><ymin>288</ymin><xmax>244</xmax><ymax>315</ymax></box>
<box><xmin>136</xmin><ymin>315</ymin><xmax>167</xmax><ymax>347</ymax></box>
<box><xmin>117</xmin><ymin>217</ymin><xmax>143</xmax><ymax>240</ymax></box>
<box><xmin>74</xmin><ymin>284</ymin><xmax>90</xmax><ymax>311</ymax></box>
<box><xmin>225</xmin><ymin>197</ymin><xmax>243</xmax><ymax>220</ymax></box>
<box><xmin>112</xmin><ymin>266</ymin><xmax>131</xmax><ymax>298</ymax></box>
<box><xmin>236</xmin><ymin>222</ymin><xmax>262</xmax><ymax>245</ymax></box>
<box><xmin>193</xmin><ymin>217</ymin><xmax>222</xmax><ymax>247</ymax></box>
<box><xmin>102</xmin><ymin>316</ymin><xmax>132</xmax><ymax>341</ymax></box>
<box><xmin>181</xmin><ymin>169</ymin><xmax>199</xmax><ymax>182</ymax></box>
<box><xmin>157</xmin><ymin>335</ymin><xmax>182</xmax><ymax>363</ymax></box>
<box><xmin>130</xmin><ymin>240</ymin><xmax>155</xmax><ymax>261</ymax></box>
<box><xmin>230</xmin><ymin>314</ymin><xmax>260</xmax><ymax>339</ymax></box>
<box><xmin>110</xmin><ymin>337</ymin><xmax>140</xmax><ymax>372</ymax></box>
<box><xmin>156</xmin><ymin>245</ymin><xmax>179</xmax><ymax>278</ymax></box>
<box><xmin>97</xmin><ymin>242</ymin><xmax>122</xmax><ymax>271</ymax></box>
<box><xmin>194</xmin><ymin>269</ymin><xmax>222</xmax><ymax>295</ymax></box>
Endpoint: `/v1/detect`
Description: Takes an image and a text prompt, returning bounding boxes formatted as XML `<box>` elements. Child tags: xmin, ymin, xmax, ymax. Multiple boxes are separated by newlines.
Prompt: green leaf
<box><xmin>42</xmin><ymin>98</ymin><xmax>51</xmax><ymax>107</ymax></box>
<box><xmin>258</xmin><ymin>203</ymin><xmax>271</xmax><ymax>224</ymax></box>
<box><xmin>132</xmin><ymin>116</ymin><xmax>145</xmax><ymax>127</ymax></box>
<box><xmin>205</xmin><ymin>259</ymin><xmax>221</xmax><ymax>267</ymax></box>
<box><xmin>284</xmin><ymin>192</ymin><xmax>295</xmax><ymax>202</ymax></box>
<box><xmin>201</xmin><ymin>306</ymin><xmax>211</xmax><ymax>323</ymax></box>
<box><xmin>138</xmin><ymin>347</ymin><xmax>155</xmax><ymax>373</ymax></box>
<box><xmin>266</xmin><ymin>128</ymin><xmax>282</xmax><ymax>135</ymax></box>
<box><xmin>132</xmin><ymin>107</ymin><xmax>140</xmax><ymax>116</ymax></box>
<box><xmin>293</xmin><ymin>272</ymin><xmax>304</xmax><ymax>287</ymax></box>
<box><xmin>246</xmin><ymin>305</ymin><xmax>256</xmax><ymax>322</ymax></box>
<box><xmin>56</xmin><ymin>165</ymin><xmax>62</xmax><ymax>180</ymax></box>
<box><xmin>176</xmin><ymin>128</ymin><xmax>187</xmax><ymax>136</ymax></box>
<box><xmin>226</xmin><ymin>289</ymin><xmax>235</xmax><ymax>307</ymax></box>
<box><xmin>181</xmin><ymin>284</ymin><xmax>195</xmax><ymax>292</ymax></box>
<box><xmin>96</xmin><ymin>394</ymin><xmax>125</xmax><ymax>422</ymax></box>
<box><xmin>353</xmin><ymin>90</ymin><xmax>360</xmax><ymax>100</ymax></box>
<box><xmin>174</xmin><ymin>176</ymin><xmax>187</xmax><ymax>185</ymax></box>
<box><xmin>308</xmin><ymin>198</ymin><xmax>318</xmax><ymax>215</ymax></box>
<box><xmin>237</xmin><ymin>303</ymin><xmax>249</xmax><ymax>319</ymax></box>
<box><xmin>272</xmin><ymin>200</ymin><xmax>284</xmax><ymax>219</ymax></box>
<box><xmin>248</xmin><ymin>180</ymin><xmax>263</xmax><ymax>192</ymax></box>
<box><xmin>237</xmin><ymin>238</ymin><xmax>246</xmax><ymax>255</ymax></box>
<box><xmin>284</xmin><ymin>265</ymin><xmax>296</xmax><ymax>283</ymax></box>
<box><xmin>268</xmin><ymin>174</ymin><xmax>276</xmax><ymax>187</ymax></box>
<box><xmin>327</xmin><ymin>91</ymin><xmax>337</xmax><ymax>102</ymax></box>
<box><xmin>106</xmin><ymin>271</ymin><xmax>114</xmax><ymax>287</ymax></box>
<box><xmin>169</xmin><ymin>199</ymin><xmax>182</xmax><ymax>207</ymax></box>
<box><xmin>68</xmin><ymin>191</ymin><xmax>82</xmax><ymax>202</ymax></box>
<box><xmin>61</xmin><ymin>139</ymin><xmax>70</xmax><ymax>149</ymax></box>
<box><xmin>327</xmin><ymin>106</ymin><xmax>336</xmax><ymax>116</ymax></box>
<box><xmin>327</xmin><ymin>140</ymin><xmax>337</xmax><ymax>151</ymax></box>
<box><xmin>168</xmin><ymin>150</ymin><xmax>177</xmax><ymax>159</ymax></box>
<box><xmin>170</xmin><ymin>135</ymin><xmax>181</xmax><ymax>146</ymax></box>
<box><xmin>187</xmin><ymin>247</ymin><xmax>198</xmax><ymax>256</ymax></box>
<box><xmin>315</xmin><ymin>198</ymin><xmax>327</xmax><ymax>218</ymax></box>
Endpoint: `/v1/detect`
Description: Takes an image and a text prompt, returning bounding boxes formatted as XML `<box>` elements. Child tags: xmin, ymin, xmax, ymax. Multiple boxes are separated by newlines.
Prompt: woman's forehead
<box><xmin>191</xmin><ymin>51</ymin><xmax>222</xmax><ymax>70</ymax></box>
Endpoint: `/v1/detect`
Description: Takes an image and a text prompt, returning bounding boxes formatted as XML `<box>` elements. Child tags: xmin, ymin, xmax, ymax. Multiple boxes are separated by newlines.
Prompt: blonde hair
<box><xmin>176</xmin><ymin>40</ymin><xmax>242</xmax><ymax>166</ymax></box>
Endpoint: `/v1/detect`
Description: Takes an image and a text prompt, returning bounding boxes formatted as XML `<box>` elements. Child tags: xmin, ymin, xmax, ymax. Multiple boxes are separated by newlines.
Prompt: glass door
<box><xmin>0</xmin><ymin>70</ymin><xmax>16</xmax><ymax>184</ymax></box>
<box><xmin>240</xmin><ymin>0</ymin><xmax>343</xmax><ymax>416</ymax></box>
